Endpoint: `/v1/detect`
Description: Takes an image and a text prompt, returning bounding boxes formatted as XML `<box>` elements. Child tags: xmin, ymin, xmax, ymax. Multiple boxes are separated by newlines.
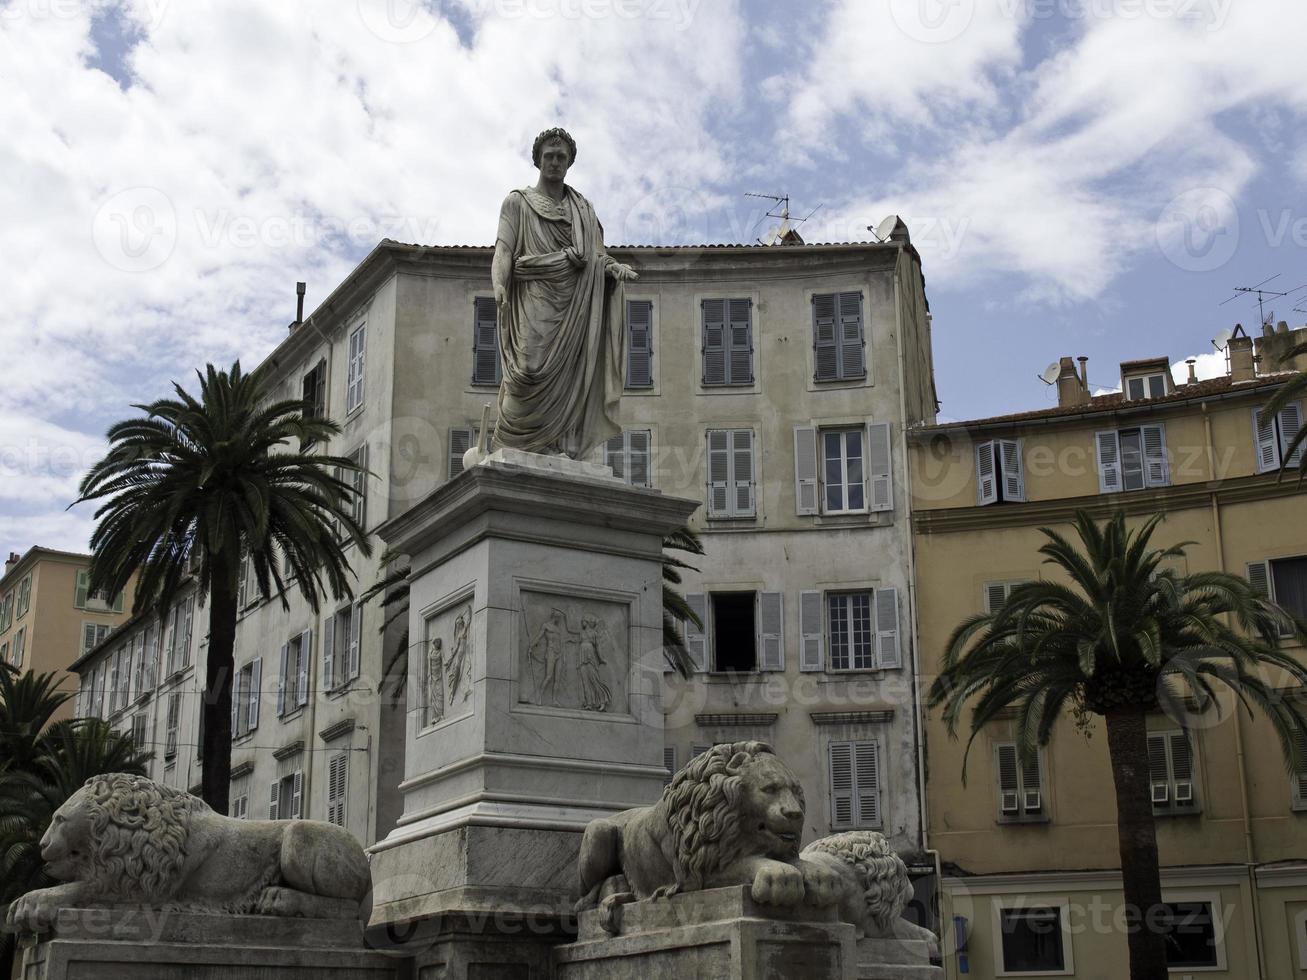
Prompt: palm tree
<box><xmin>74</xmin><ymin>362</ymin><xmax>371</xmax><ymax>814</ymax></box>
<box><xmin>1260</xmin><ymin>336</ymin><xmax>1307</xmax><ymax>479</ymax></box>
<box><xmin>928</xmin><ymin>510</ymin><xmax>1307</xmax><ymax>980</ymax></box>
<box><xmin>0</xmin><ymin>666</ymin><xmax>71</xmax><ymax>774</ymax></box>
<box><xmin>364</xmin><ymin>525</ymin><xmax>706</xmax><ymax>696</ymax></box>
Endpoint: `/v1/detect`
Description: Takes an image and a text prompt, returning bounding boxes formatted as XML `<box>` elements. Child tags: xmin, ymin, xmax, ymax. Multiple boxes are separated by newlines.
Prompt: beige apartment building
<box><xmin>0</xmin><ymin>547</ymin><xmax>133</xmax><ymax>717</ymax></box>
<box><xmin>909</xmin><ymin>323</ymin><xmax>1307</xmax><ymax>979</ymax></box>
<box><xmin>72</xmin><ymin>229</ymin><xmax>943</xmax><ymax>911</ymax></box>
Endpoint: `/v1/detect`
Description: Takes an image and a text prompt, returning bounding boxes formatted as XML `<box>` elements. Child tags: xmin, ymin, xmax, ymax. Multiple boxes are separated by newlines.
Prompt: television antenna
<box><xmin>1219</xmin><ymin>275</ymin><xmax>1307</xmax><ymax>328</ymax></box>
<box><xmin>744</xmin><ymin>192</ymin><xmax>822</xmax><ymax>244</ymax></box>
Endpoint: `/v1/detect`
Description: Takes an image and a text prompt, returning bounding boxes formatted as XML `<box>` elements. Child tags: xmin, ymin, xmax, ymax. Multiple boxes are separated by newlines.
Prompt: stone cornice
<box><xmin>229</xmin><ymin>761</ymin><xmax>254</xmax><ymax>779</ymax></box>
<box><xmin>318</xmin><ymin>717</ymin><xmax>356</xmax><ymax>742</ymax></box>
<box><xmin>809</xmin><ymin>709</ymin><xmax>895</xmax><ymax>725</ymax></box>
<box><xmin>272</xmin><ymin>739</ymin><xmax>305</xmax><ymax>761</ymax></box>
<box><xmin>694</xmin><ymin>712</ymin><xmax>779</xmax><ymax>727</ymax></box>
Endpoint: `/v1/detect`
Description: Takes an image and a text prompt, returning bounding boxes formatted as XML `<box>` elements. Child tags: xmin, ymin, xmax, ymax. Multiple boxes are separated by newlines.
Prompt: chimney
<box><xmin>4</xmin><ymin>552</ymin><xmax>19</xmax><ymax>574</ymax></box>
<box><xmin>1077</xmin><ymin>356</ymin><xmax>1089</xmax><ymax>389</ymax></box>
<box><xmin>1228</xmin><ymin>324</ymin><xmax>1255</xmax><ymax>382</ymax></box>
<box><xmin>296</xmin><ymin>282</ymin><xmax>306</xmax><ymax>324</ymax></box>
<box><xmin>1056</xmin><ymin>356</ymin><xmax>1089</xmax><ymax>408</ymax></box>
<box><xmin>1186</xmin><ymin>358</ymin><xmax>1197</xmax><ymax>384</ymax></box>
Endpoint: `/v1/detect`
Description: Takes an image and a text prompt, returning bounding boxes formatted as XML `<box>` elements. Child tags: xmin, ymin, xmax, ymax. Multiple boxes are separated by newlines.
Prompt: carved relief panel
<box><xmin>518</xmin><ymin>591</ymin><xmax>629</xmax><ymax>714</ymax></box>
<box><xmin>423</xmin><ymin>602</ymin><xmax>474</xmax><ymax>728</ymax></box>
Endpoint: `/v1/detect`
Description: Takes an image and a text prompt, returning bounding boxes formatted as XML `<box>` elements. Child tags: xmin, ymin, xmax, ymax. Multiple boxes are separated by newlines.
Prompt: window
<box><xmin>278</xmin><ymin>630</ymin><xmax>312</xmax><ymax>716</ymax></box>
<box><xmin>663</xmin><ymin>746</ymin><xmax>677</xmax><ymax>786</ymax></box>
<box><xmin>343</xmin><ymin>445</ymin><xmax>367</xmax><ymax>532</ymax></box>
<box><xmin>232</xmin><ymin>658</ymin><xmax>262</xmax><ymax>738</ymax></box>
<box><xmin>326</xmin><ymin>752</ymin><xmax>348</xmax><ymax>827</ymax></box>
<box><xmin>16</xmin><ymin>574</ymin><xmax>31</xmax><ymax>617</ymax></box>
<box><xmin>706</xmin><ymin>429</ymin><xmax>754</xmax><ymax>518</ymax></box>
<box><xmin>448</xmin><ymin>426</ymin><xmax>479</xmax><ymax>479</ymax></box>
<box><xmin>812</xmin><ymin>291</ymin><xmax>865</xmax><ymax>382</ymax></box>
<box><xmin>345</xmin><ymin>322</ymin><xmax>366</xmax><ymax>414</ymax></box>
<box><xmin>1292</xmin><ymin>727</ymin><xmax>1307</xmax><ymax>811</ymax></box>
<box><xmin>81</xmin><ymin>622</ymin><xmax>110</xmax><ymax>657</ymax></box>
<box><xmin>269</xmin><ymin>770</ymin><xmax>303</xmax><ymax>820</ymax></box>
<box><xmin>682</xmin><ymin>592</ymin><xmax>784</xmax><ymax>674</ymax></box>
<box><xmin>605</xmin><ymin>430</ymin><xmax>651</xmax><ymax>487</ymax></box>
<box><xmin>164</xmin><ymin>691</ymin><xmax>180</xmax><ymax>761</ymax></box>
<box><xmin>701</xmin><ymin>298</ymin><xmax>752</xmax><ymax>386</ymax></box>
<box><xmin>976</xmin><ymin>439</ymin><xmax>1025</xmax><ymax>505</ymax></box>
<box><xmin>794</xmin><ymin>424</ymin><xmax>892</xmax><ymax>516</ymax></box>
<box><xmin>323</xmin><ymin>604</ymin><xmax>361</xmax><ymax>692</ymax></box>
<box><xmin>472</xmin><ymin>296</ymin><xmax>501</xmax><ymax>385</ymax></box>
<box><xmin>74</xmin><ymin>570</ymin><xmax>123</xmax><ymax>612</ymax></box>
<box><xmin>1159</xmin><ymin>901</ymin><xmax>1220</xmax><ymax>969</ymax></box>
<box><xmin>998</xmin><ymin>907</ymin><xmax>1067</xmax><ymax>974</ymax></box>
<box><xmin>1148</xmin><ymin>730</ymin><xmax>1197</xmax><ymax>813</ymax></box>
<box><xmin>302</xmin><ymin>358</ymin><xmax>327</xmax><ymax>421</ymax></box>
<box><xmin>231</xmin><ymin>787</ymin><xmax>249</xmax><ymax>820</ymax></box>
<box><xmin>818</xmin><ymin>589</ymin><xmax>900</xmax><ymax>672</ymax></box>
<box><xmin>626</xmin><ymin>299</ymin><xmax>654</xmax><ymax>388</ymax></box>
<box><xmin>142</xmin><ymin>623</ymin><xmax>158</xmax><ymax>692</ymax></box>
<box><xmin>1125</xmin><ymin>373</ymin><xmax>1167</xmax><ymax>401</ymax></box>
<box><xmin>0</xmin><ymin>591</ymin><xmax>12</xmax><ymax>632</ymax></box>
<box><xmin>984</xmin><ymin>582</ymin><xmax>1020</xmax><ymax>614</ymax></box>
<box><xmin>162</xmin><ymin>596</ymin><xmax>194</xmax><ymax>674</ymax></box>
<box><xmin>1096</xmin><ymin>425</ymin><xmax>1167</xmax><ymax>492</ymax></box>
<box><xmin>1247</xmin><ymin>556</ymin><xmax>1307</xmax><ymax>633</ymax></box>
<box><xmin>995</xmin><ymin>743</ymin><xmax>1045</xmax><ymax>820</ymax></box>
<box><xmin>829</xmin><ymin>739</ymin><xmax>880</xmax><ymax>829</ymax></box>
<box><xmin>130</xmin><ymin>713</ymin><xmax>148</xmax><ymax>751</ymax></box>
<box><xmin>12</xmin><ymin>626</ymin><xmax>25</xmax><ymax>668</ymax></box>
<box><xmin>1254</xmin><ymin>401</ymin><xmax>1304</xmax><ymax>472</ymax></box>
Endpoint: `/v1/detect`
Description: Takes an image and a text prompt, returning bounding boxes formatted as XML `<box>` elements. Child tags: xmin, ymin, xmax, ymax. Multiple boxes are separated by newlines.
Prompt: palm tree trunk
<box><xmin>1104</xmin><ymin>707</ymin><xmax>1168</xmax><ymax>980</ymax></box>
<box><xmin>199</xmin><ymin>557</ymin><xmax>237</xmax><ymax>815</ymax></box>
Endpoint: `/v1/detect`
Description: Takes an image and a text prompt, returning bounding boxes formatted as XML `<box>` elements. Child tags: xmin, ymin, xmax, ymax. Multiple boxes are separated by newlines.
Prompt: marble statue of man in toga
<box><xmin>491</xmin><ymin>128</ymin><xmax>638</xmax><ymax>458</ymax></box>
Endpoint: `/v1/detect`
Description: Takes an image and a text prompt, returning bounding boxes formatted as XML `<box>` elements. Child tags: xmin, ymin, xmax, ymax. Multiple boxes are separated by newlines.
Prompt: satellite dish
<box><xmin>873</xmin><ymin>215</ymin><xmax>906</xmax><ymax>244</ymax></box>
<box><xmin>1039</xmin><ymin>362</ymin><xmax>1061</xmax><ymax>385</ymax></box>
<box><xmin>1212</xmin><ymin>328</ymin><xmax>1233</xmax><ymax>351</ymax></box>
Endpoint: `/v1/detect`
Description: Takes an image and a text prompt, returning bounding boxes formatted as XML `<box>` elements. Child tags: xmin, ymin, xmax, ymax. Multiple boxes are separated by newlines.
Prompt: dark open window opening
<box><xmin>1272</xmin><ymin>556</ymin><xmax>1307</xmax><ymax>619</ymax></box>
<box><xmin>1161</xmin><ymin>902</ymin><xmax>1218</xmax><ymax>968</ymax></box>
<box><xmin>712</xmin><ymin>592</ymin><xmax>756</xmax><ymax>672</ymax></box>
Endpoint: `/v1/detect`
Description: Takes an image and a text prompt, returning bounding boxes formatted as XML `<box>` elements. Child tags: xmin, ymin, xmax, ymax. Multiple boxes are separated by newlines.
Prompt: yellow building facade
<box><xmin>909</xmin><ymin>327</ymin><xmax>1307</xmax><ymax>978</ymax></box>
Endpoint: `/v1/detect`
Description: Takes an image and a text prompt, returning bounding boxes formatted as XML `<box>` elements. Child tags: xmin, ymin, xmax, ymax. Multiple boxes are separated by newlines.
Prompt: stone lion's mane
<box><xmin>72</xmin><ymin>773</ymin><xmax>206</xmax><ymax>903</ymax></box>
<box><xmin>803</xmin><ymin>831</ymin><xmax>913</xmax><ymax>933</ymax></box>
<box><xmin>663</xmin><ymin>740</ymin><xmax>774</xmax><ymax>892</ymax></box>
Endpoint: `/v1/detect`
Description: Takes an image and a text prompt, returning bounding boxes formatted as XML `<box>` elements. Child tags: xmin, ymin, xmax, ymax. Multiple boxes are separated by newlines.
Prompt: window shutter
<box><xmin>231</xmin><ymin>668</ymin><xmax>242</xmax><ymax>736</ymax></box>
<box><xmin>663</xmin><ymin>746</ymin><xmax>677</xmax><ymax>786</ymax></box>
<box><xmin>731</xmin><ymin>429</ymin><xmax>755</xmax><ymax>517</ymax></box>
<box><xmin>626</xmin><ymin>300</ymin><xmax>654</xmax><ymax>388</ymax></box>
<box><xmin>328</xmin><ymin>754</ymin><xmax>347</xmax><ymax>827</ymax></box>
<box><xmin>448</xmin><ymin>427</ymin><xmax>476</xmax><ymax>479</ymax></box>
<box><xmin>605</xmin><ymin>433</ymin><xmax>626</xmax><ymax>482</ymax></box>
<box><xmin>701</xmin><ymin>299</ymin><xmax>726</xmax><ymax>384</ymax></box>
<box><xmin>1169</xmin><ymin>732</ymin><xmax>1194</xmax><ymax>804</ymax></box>
<box><xmin>82</xmin><ymin>623</ymin><xmax>98</xmax><ymax>656</ymax></box>
<box><xmin>322</xmin><ymin>611</ymin><xmax>336</xmax><ymax>692</ymax></box>
<box><xmin>1147</xmin><ymin>733</ymin><xmax>1169</xmax><ymax>804</ymax></box>
<box><xmin>1022</xmin><ymin>751</ymin><xmax>1042</xmax><ymax>812</ymax></box>
<box><xmin>181</xmin><ymin>598</ymin><xmax>193</xmax><ymax>666</ymax></box>
<box><xmin>268</xmin><ymin>780</ymin><xmax>280</xmax><ymax>820</ymax></box>
<box><xmin>999</xmin><ymin>439</ymin><xmax>1025</xmax><ymax>502</ymax></box>
<box><xmin>984</xmin><ymin>582</ymin><xmax>1010</xmax><ymax>615</ymax></box>
<box><xmin>812</xmin><ymin>293</ymin><xmax>838</xmax><ymax>381</ymax></box>
<box><xmin>1294</xmin><ymin>729</ymin><xmax>1307</xmax><ymax>802</ymax></box>
<box><xmin>290</xmin><ymin>770</ymin><xmax>304</xmax><ymax>819</ymax></box>
<box><xmin>759</xmin><ymin>592</ymin><xmax>784</xmax><ymax>671</ymax></box>
<box><xmin>1096</xmin><ymin>431</ymin><xmax>1122</xmax><ymax>493</ymax></box>
<box><xmin>854</xmin><ymin>740</ymin><xmax>880</xmax><ymax>826</ymax></box>
<box><xmin>727</xmin><ymin>298</ymin><xmax>753</xmax><ymax>384</ymax></box>
<box><xmin>707</xmin><ymin>430</ymin><xmax>730</xmax><ymax>517</ymax></box>
<box><xmin>799</xmin><ymin>590</ymin><xmax>825</xmax><ymax>672</ymax></box>
<box><xmin>629</xmin><ymin>430</ymin><xmax>651</xmax><ymax>487</ymax></box>
<box><xmin>348</xmin><ymin>604</ymin><xmax>362</xmax><ymax>680</ymax></box>
<box><xmin>1246</xmin><ymin>560</ymin><xmax>1273</xmax><ymax>601</ymax></box>
<box><xmin>165</xmin><ymin>692</ymin><xmax>179</xmax><ymax>759</ymax></box>
<box><xmin>144</xmin><ymin>625</ymin><xmax>157</xmax><ymax>690</ymax></box>
<box><xmin>976</xmin><ymin>441</ymin><xmax>997</xmax><ymax>505</ymax></box>
<box><xmin>867</xmin><ymin>422</ymin><xmax>893</xmax><ymax>512</ymax></box>
<box><xmin>248</xmin><ymin>657</ymin><xmax>261</xmax><ymax>732</ymax></box>
<box><xmin>1141</xmin><ymin>424</ymin><xmax>1169</xmax><ymax>487</ymax></box>
<box><xmin>277</xmin><ymin>642</ymin><xmax>289</xmax><ymax>716</ymax></box>
<box><xmin>684</xmin><ymin>594</ymin><xmax>707</xmax><ymax>672</ymax></box>
<box><xmin>297</xmin><ymin>630</ymin><xmax>311</xmax><ymax>707</ymax></box>
<box><xmin>829</xmin><ymin>741</ymin><xmax>854</xmax><ymax>829</ymax></box>
<box><xmin>354</xmin><ymin>444</ymin><xmax>368</xmax><ymax>528</ymax></box>
<box><xmin>472</xmin><ymin>297</ymin><xmax>501</xmax><ymax>385</ymax></box>
<box><xmin>794</xmin><ymin>426</ymin><xmax>819</xmax><ymax>515</ymax></box>
<box><xmin>997</xmin><ymin>744</ymin><xmax>1020</xmax><ymax>814</ymax></box>
<box><xmin>1279</xmin><ymin>401</ymin><xmax>1304</xmax><ymax>468</ymax></box>
<box><xmin>1253</xmin><ymin>407</ymin><xmax>1281</xmax><ymax>473</ymax></box>
<box><xmin>163</xmin><ymin>608</ymin><xmax>176</xmax><ymax>676</ymax></box>
<box><xmin>838</xmin><ymin>291</ymin><xmax>865</xmax><ymax>379</ymax></box>
<box><xmin>874</xmin><ymin>587</ymin><xmax>901</xmax><ymax>669</ymax></box>
<box><xmin>74</xmin><ymin>569</ymin><xmax>89</xmax><ymax>609</ymax></box>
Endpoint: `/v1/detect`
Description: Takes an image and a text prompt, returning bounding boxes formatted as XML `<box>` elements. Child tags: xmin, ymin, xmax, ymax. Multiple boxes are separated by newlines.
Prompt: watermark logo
<box><xmin>889</xmin><ymin>0</ymin><xmax>977</xmax><ymax>44</ymax></box>
<box><xmin>92</xmin><ymin>186</ymin><xmax>177</xmax><ymax>273</ymax></box>
<box><xmin>356</xmin><ymin>0</ymin><xmax>440</xmax><ymax>44</ymax></box>
<box><xmin>1156</xmin><ymin>186</ymin><xmax>1239</xmax><ymax>272</ymax></box>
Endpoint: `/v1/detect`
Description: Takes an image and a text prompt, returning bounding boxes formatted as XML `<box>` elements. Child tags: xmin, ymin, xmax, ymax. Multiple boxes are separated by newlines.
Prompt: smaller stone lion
<box><xmin>575</xmin><ymin>741</ymin><xmax>842</xmax><ymax>933</ymax></box>
<box><xmin>5</xmin><ymin>773</ymin><xmax>371</xmax><ymax>933</ymax></box>
<box><xmin>801</xmin><ymin>831</ymin><xmax>940</xmax><ymax>957</ymax></box>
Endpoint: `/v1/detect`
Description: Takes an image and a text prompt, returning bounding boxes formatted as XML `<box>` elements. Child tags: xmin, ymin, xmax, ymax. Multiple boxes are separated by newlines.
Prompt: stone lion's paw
<box><xmin>257</xmin><ymin>887</ymin><xmax>292</xmax><ymax>916</ymax></box>
<box><xmin>750</xmin><ymin>862</ymin><xmax>804</xmax><ymax>906</ymax></box>
<box><xmin>7</xmin><ymin>890</ymin><xmax>56</xmax><ymax>933</ymax></box>
<box><xmin>799</xmin><ymin>859</ymin><xmax>842</xmax><ymax>907</ymax></box>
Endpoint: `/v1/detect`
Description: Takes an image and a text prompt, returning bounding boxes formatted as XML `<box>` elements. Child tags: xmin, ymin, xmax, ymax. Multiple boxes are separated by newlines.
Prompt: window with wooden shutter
<box><xmin>794</xmin><ymin>426</ymin><xmax>819</xmax><ymax>515</ymax></box>
<box><xmin>812</xmin><ymin>293</ymin><xmax>838</xmax><ymax>381</ymax></box>
<box><xmin>827</xmin><ymin>592</ymin><xmax>873</xmax><ymax>671</ymax></box>
<box><xmin>702</xmin><ymin>298</ymin><xmax>753</xmax><ymax>386</ymax></box>
<box><xmin>626</xmin><ymin>300</ymin><xmax>654</xmax><ymax>388</ymax></box>
<box><xmin>277</xmin><ymin>642</ymin><xmax>289</xmax><ymax>716</ymax></box>
<box><xmin>348</xmin><ymin>605</ymin><xmax>362</xmax><ymax>681</ymax></box>
<box><xmin>731</xmin><ymin>430</ymin><xmax>754</xmax><ymax>516</ymax></box>
<box><xmin>448</xmin><ymin>426</ymin><xmax>478</xmax><ymax>479</ymax></box>
<box><xmin>984</xmin><ymin>582</ymin><xmax>1013</xmax><ymax>615</ymax></box>
<box><xmin>74</xmin><ymin>569</ymin><xmax>89</xmax><ymax>609</ymax></box>
<box><xmin>812</xmin><ymin>292</ymin><xmax>864</xmax><ymax>381</ymax></box>
<box><xmin>977</xmin><ymin>439</ymin><xmax>1023</xmax><ymax>505</ymax></box>
<box><xmin>164</xmin><ymin>691</ymin><xmax>180</xmax><ymax>761</ymax></box>
<box><xmin>874</xmin><ymin>587</ymin><xmax>901</xmax><ymax>669</ymax></box>
<box><xmin>297</xmin><ymin>630</ymin><xmax>311</xmax><ymax>708</ymax></box>
<box><xmin>606</xmin><ymin>430</ymin><xmax>652</xmax><ymax>488</ymax></box>
<box><xmin>327</xmin><ymin>752</ymin><xmax>348</xmax><ymax>827</ymax></box>
<box><xmin>1140</xmin><ymin>424</ymin><xmax>1168</xmax><ymax>487</ymax></box>
<box><xmin>683</xmin><ymin>594</ymin><xmax>707</xmax><ymax>672</ymax></box>
<box><xmin>829</xmin><ymin>741</ymin><xmax>854</xmax><ymax>828</ymax></box>
<box><xmin>867</xmin><ymin>422</ymin><xmax>893</xmax><ymax>512</ymax></box>
<box><xmin>1096</xmin><ymin>431</ymin><xmax>1122</xmax><ymax>493</ymax></box>
<box><xmin>976</xmin><ymin>440</ymin><xmax>998</xmax><ymax>505</ymax></box>
<box><xmin>472</xmin><ymin>297</ymin><xmax>501</xmax><ymax>385</ymax></box>
<box><xmin>706</xmin><ymin>429</ymin><xmax>755</xmax><ymax>518</ymax></box>
<box><xmin>268</xmin><ymin>780</ymin><xmax>280</xmax><ymax>820</ymax></box>
<box><xmin>247</xmin><ymin>657</ymin><xmax>261</xmax><ymax>733</ymax></box>
<box><xmin>702</xmin><ymin>299</ymin><xmax>726</xmax><ymax>384</ymax></box>
<box><xmin>346</xmin><ymin>322</ymin><xmax>366</xmax><ymax>414</ymax></box>
<box><xmin>799</xmin><ymin>591</ymin><xmax>824</xmax><ymax>672</ymax></box>
<box><xmin>290</xmin><ymin>770</ymin><xmax>304</xmax><ymax>820</ymax></box>
<box><xmin>1254</xmin><ymin>402</ymin><xmax>1305</xmax><ymax>472</ymax></box>
<box><xmin>1148</xmin><ymin>730</ymin><xmax>1198</xmax><ymax>813</ymax></box>
<box><xmin>322</xmin><ymin>610</ymin><xmax>336</xmax><ymax>692</ymax></box>
<box><xmin>1278</xmin><ymin>401</ymin><xmax>1304</xmax><ymax>469</ymax></box>
<box><xmin>1291</xmin><ymin>728</ymin><xmax>1307</xmax><ymax>810</ymax></box>
<box><xmin>996</xmin><ymin>742</ymin><xmax>1045</xmax><ymax>820</ymax></box>
<box><xmin>822</xmin><ymin>429</ymin><xmax>866</xmax><ymax>513</ymax></box>
<box><xmin>348</xmin><ymin>445</ymin><xmax>367</xmax><ymax>530</ymax></box>
<box><xmin>180</xmin><ymin>597</ymin><xmax>193</xmax><ymax>667</ymax></box>
<box><xmin>999</xmin><ymin>439</ymin><xmax>1025</xmax><ymax>501</ymax></box>
<box><xmin>854</xmin><ymin>741</ymin><xmax>880</xmax><ymax>826</ymax></box>
<box><xmin>758</xmin><ymin>592</ymin><xmax>784</xmax><ymax>671</ymax></box>
<box><xmin>829</xmin><ymin>739</ymin><xmax>881</xmax><ymax>829</ymax></box>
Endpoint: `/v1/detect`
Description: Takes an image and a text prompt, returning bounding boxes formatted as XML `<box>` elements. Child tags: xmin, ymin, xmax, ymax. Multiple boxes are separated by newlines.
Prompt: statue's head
<box><xmin>532</xmin><ymin>127</ymin><xmax>577</xmax><ymax>176</ymax></box>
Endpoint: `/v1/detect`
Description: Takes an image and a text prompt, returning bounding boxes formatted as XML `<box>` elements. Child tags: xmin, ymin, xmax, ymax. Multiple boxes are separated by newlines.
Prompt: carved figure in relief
<box><xmin>445</xmin><ymin>608</ymin><xmax>472</xmax><ymax>703</ymax></box>
<box><xmin>5</xmin><ymin>773</ymin><xmax>371</xmax><ymax>933</ymax></box>
<box><xmin>527</xmin><ymin>608</ymin><xmax>568</xmax><ymax>706</ymax></box>
<box><xmin>577</xmin><ymin>614</ymin><xmax>611</xmax><ymax>712</ymax></box>
<box><xmin>425</xmin><ymin>636</ymin><xmax>444</xmax><ymax>726</ymax></box>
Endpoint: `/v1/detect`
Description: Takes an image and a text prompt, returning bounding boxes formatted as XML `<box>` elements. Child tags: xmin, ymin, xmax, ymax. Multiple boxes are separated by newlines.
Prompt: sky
<box><xmin>2</xmin><ymin>0</ymin><xmax>1306</xmax><ymax>557</ymax></box>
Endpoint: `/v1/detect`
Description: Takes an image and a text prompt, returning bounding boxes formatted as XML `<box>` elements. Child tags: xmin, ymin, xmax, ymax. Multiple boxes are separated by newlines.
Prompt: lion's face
<box><xmin>39</xmin><ymin>789</ymin><xmax>94</xmax><ymax>881</ymax></box>
<box><xmin>736</xmin><ymin>753</ymin><xmax>805</xmax><ymax>860</ymax></box>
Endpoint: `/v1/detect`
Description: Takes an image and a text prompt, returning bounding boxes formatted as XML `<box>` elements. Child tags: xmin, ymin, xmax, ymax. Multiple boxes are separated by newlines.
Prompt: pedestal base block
<box><xmin>856</xmin><ymin>937</ymin><xmax>944</xmax><ymax>980</ymax></box>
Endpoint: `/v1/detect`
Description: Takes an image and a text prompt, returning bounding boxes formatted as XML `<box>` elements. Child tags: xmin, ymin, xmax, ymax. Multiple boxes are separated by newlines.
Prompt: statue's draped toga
<box><xmin>492</xmin><ymin>185</ymin><xmax>625</xmax><ymax>458</ymax></box>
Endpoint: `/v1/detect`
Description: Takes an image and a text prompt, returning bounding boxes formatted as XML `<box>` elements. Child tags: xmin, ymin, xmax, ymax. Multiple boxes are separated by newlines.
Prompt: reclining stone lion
<box><xmin>5</xmin><ymin>772</ymin><xmax>371</xmax><ymax>933</ymax></box>
<box><xmin>575</xmin><ymin>741</ymin><xmax>844</xmax><ymax>932</ymax></box>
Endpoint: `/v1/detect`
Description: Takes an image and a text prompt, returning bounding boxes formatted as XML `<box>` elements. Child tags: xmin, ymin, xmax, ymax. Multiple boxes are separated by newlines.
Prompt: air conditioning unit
<box><xmin>1174</xmin><ymin>781</ymin><xmax>1194</xmax><ymax>805</ymax></box>
<box><xmin>1023</xmin><ymin>789</ymin><xmax>1042</xmax><ymax>812</ymax></box>
<box><xmin>1001</xmin><ymin>790</ymin><xmax>1020</xmax><ymax>814</ymax></box>
<box><xmin>1151</xmin><ymin>782</ymin><xmax>1170</xmax><ymax>805</ymax></box>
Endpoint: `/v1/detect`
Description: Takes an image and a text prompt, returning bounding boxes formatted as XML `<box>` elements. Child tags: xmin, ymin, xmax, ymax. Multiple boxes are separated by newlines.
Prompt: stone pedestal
<box><xmin>367</xmin><ymin>451</ymin><xmax>699</xmax><ymax>978</ymax></box>
<box><xmin>18</xmin><ymin>909</ymin><xmax>399</xmax><ymax>980</ymax></box>
<box><xmin>855</xmin><ymin>937</ymin><xmax>944</xmax><ymax>980</ymax></box>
